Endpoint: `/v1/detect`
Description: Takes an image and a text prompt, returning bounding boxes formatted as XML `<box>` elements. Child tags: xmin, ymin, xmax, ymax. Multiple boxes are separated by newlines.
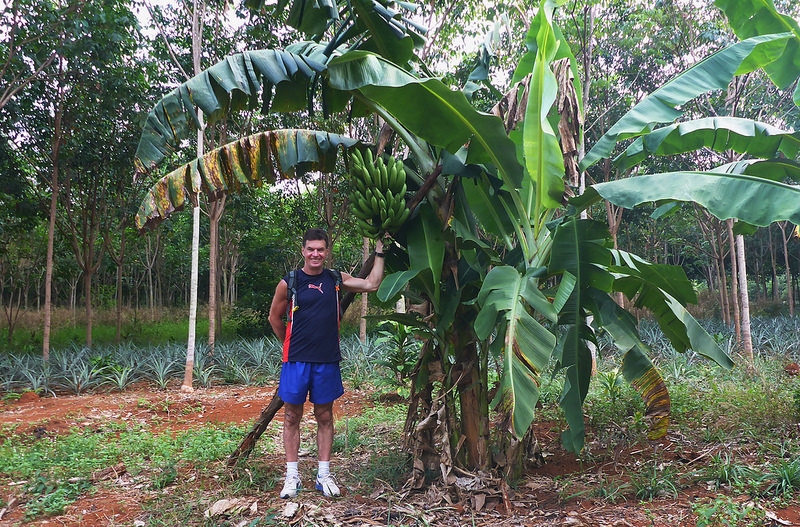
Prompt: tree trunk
<box><xmin>182</xmin><ymin>0</ymin><xmax>206</xmax><ymax>393</ymax></box>
<box><xmin>360</xmin><ymin>237</ymin><xmax>369</xmax><ymax>342</ymax></box>
<box><xmin>768</xmin><ymin>224</ymin><xmax>779</xmax><ymax>301</ymax></box>
<box><xmin>114</xmin><ymin>235</ymin><xmax>125</xmax><ymax>343</ymax></box>
<box><xmin>726</xmin><ymin>220</ymin><xmax>741</xmax><ymax>343</ymax></box>
<box><xmin>84</xmin><ymin>270</ymin><xmax>93</xmax><ymax>348</ymax></box>
<box><xmin>714</xmin><ymin>221</ymin><xmax>731</xmax><ymax>325</ymax></box>
<box><xmin>451</xmin><ymin>316</ymin><xmax>489</xmax><ymax>470</ymax></box>
<box><xmin>208</xmin><ymin>194</ymin><xmax>226</xmax><ymax>355</ymax></box>
<box><xmin>43</xmin><ymin>61</ymin><xmax>66</xmax><ymax>361</ymax></box>
<box><xmin>778</xmin><ymin>221</ymin><xmax>794</xmax><ymax>316</ymax></box>
<box><xmin>183</xmin><ymin>202</ymin><xmax>201</xmax><ymax>392</ymax></box>
<box><xmin>736</xmin><ymin>234</ymin><xmax>754</xmax><ymax>367</ymax></box>
<box><xmin>3</xmin><ymin>285</ymin><xmax>23</xmax><ymax>345</ymax></box>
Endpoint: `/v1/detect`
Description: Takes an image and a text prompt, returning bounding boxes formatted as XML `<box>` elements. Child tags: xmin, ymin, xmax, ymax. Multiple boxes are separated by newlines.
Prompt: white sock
<box><xmin>286</xmin><ymin>461</ymin><xmax>299</xmax><ymax>478</ymax></box>
<box><xmin>318</xmin><ymin>460</ymin><xmax>330</xmax><ymax>478</ymax></box>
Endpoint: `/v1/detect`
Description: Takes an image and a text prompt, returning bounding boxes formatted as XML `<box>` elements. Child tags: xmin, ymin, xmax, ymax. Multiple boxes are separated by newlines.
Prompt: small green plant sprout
<box><xmin>631</xmin><ymin>460</ymin><xmax>678</xmax><ymax>500</ymax></box>
<box><xmin>375</xmin><ymin>320</ymin><xmax>420</xmax><ymax>393</ymax></box>
<box><xmin>705</xmin><ymin>451</ymin><xmax>760</xmax><ymax>489</ymax></box>
<box><xmin>597</xmin><ymin>368</ymin><xmax>625</xmax><ymax>404</ymax></box>
<box><xmin>150</xmin><ymin>461</ymin><xmax>178</xmax><ymax>490</ymax></box>
<box><xmin>692</xmin><ymin>495</ymin><xmax>765</xmax><ymax>527</ymax></box>
<box><xmin>763</xmin><ymin>457</ymin><xmax>800</xmax><ymax>497</ymax></box>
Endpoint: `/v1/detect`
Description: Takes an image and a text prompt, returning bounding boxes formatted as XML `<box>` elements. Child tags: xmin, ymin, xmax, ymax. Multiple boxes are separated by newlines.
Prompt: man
<box><xmin>268</xmin><ymin>228</ymin><xmax>385</xmax><ymax>498</ymax></box>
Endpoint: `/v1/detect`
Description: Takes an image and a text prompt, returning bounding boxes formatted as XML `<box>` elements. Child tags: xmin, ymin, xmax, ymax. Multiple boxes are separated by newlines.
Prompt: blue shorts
<box><xmin>278</xmin><ymin>362</ymin><xmax>344</xmax><ymax>405</ymax></box>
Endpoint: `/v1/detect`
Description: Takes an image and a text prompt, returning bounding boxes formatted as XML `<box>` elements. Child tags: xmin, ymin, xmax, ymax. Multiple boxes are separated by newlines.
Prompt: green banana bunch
<box><xmin>348</xmin><ymin>148</ymin><xmax>410</xmax><ymax>239</ymax></box>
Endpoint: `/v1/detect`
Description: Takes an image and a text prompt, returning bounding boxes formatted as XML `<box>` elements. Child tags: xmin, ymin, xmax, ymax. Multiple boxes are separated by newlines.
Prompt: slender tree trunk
<box><xmin>736</xmin><ymin>234</ymin><xmax>754</xmax><ymax>366</ymax></box>
<box><xmin>182</xmin><ymin>0</ymin><xmax>206</xmax><ymax>393</ymax></box>
<box><xmin>714</xmin><ymin>221</ymin><xmax>731</xmax><ymax>325</ymax></box>
<box><xmin>207</xmin><ymin>194</ymin><xmax>226</xmax><ymax>355</ymax></box>
<box><xmin>84</xmin><ymin>269</ymin><xmax>93</xmax><ymax>348</ymax></box>
<box><xmin>727</xmin><ymin>220</ymin><xmax>741</xmax><ymax>343</ymax></box>
<box><xmin>359</xmin><ymin>237</ymin><xmax>369</xmax><ymax>342</ymax></box>
<box><xmin>778</xmin><ymin>221</ymin><xmax>794</xmax><ymax>316</ymax></box>
<box><xmin>768</xmin><ymin>224</ymin><xmax>779</xmax><ymax>301</ymax></box>
<box><xmin>183</xmin><ymin>201</ymin><xmax>201</xmax><ymax>392</ymax></box>
<box><xmin>114</xmin><ymin>235</ymin><xmax>126</xmax><ymax>342</ymax></box>
<box><xmin>43</xmin><ymin>63</ymin><xmax>66</xmax><ymax>361</ymax></box>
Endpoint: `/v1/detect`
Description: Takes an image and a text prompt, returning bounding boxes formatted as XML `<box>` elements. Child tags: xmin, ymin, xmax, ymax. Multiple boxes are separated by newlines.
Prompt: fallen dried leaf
<box><xmin>204</xmin><ymin>498</ymin><xmax>240</xmax><ymax>518</ymax></box>
<box><xmin>283</xmin><ymin>501</ymin><xmax>300</xmax><ymax>518</ymax></box>
<box><xmin>765</xmin><ymin>510</ymin><xmax>791</xmax><ymax>525</ymax></box>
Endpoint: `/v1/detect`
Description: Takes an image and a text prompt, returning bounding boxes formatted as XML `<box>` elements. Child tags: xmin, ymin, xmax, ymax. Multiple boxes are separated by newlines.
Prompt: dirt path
<box><xmin>1</xmin><ymin>385</ymin><xmax>798</xmax><ymax>526</ymax></box>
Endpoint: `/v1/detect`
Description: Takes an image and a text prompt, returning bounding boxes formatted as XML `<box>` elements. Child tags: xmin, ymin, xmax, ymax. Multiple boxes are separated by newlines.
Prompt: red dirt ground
<box><xmin>1</xmin><ymin>384</ymin><xmax>798</xmax><ymax>526</ymax></box>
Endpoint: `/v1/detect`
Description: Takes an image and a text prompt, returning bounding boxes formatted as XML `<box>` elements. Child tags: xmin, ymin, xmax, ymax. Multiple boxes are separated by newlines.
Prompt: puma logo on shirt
<box><xmin>308</xmin><ymin>282</ymin><xmax>324</xmax><ymax>294</ymax></box>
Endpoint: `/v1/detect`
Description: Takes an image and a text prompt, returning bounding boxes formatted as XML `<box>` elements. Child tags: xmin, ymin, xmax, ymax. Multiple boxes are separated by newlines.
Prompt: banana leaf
<box><xmin>549</xmin><ymin>217</ymin><xmax>614</xmax><ymax>452</ymax></box>
<box><xmin>575</xmin><ymin>171</ymin><xmax>800</xmax><ymax>227</ymax></box>
<box><xmin>580</xmin><ymin>33</ymin><xmax>794</xmax><ymax>170</ymax></box>
<box><xmin>475</xmin><ymin>265</ymin><xmax>557</xmax><ymax>438</ymax></box>
<box><xmin>326</xmin><ymin>51</ymin><xmax>524</xmax><ymax>190</ymax></box>
<box><xmin>135</xmin><ymin>130</ymin><xmax>358</xmax><ymax>230</ymax></box>
<box><xmin>589</xmin><ymin>290</ymin><xmax>671</xmax><ymax>440</ymax></box>
<box><xmin>135</xmin><ymin>51</ymin><xmax>327</xmax><ymax>172</ymax></box>
<box><xmin>520</xmin><ymin>0</ymin><xmax>569</xmax><ymax>211</ymax></box>
<box><xmin>614</xmin><ymin>117</ymin><xmax>800</xmax><ymax>171</ymax></box>
<box><xmin>610</xmin><ymin>250</ymin><xmax>732</xmax><ymax>368</ymax></box>
<box><xmin>714</xmin><ymin>0</ymin><xmax>800</xmax><ymax>101</ymax></box>
<box><xmin>245</xmin><ymin>0</ymin><xmax>424</xmax><ymax>66</ymax></box>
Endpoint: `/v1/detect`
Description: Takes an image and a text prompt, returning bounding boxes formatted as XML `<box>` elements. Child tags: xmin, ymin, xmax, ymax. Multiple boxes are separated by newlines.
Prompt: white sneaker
<box><xmin>280</xmin><ymin>474</ymin><xmax>301</xmax><ymax>499</ymax></box>
<box><xmin>315</xmin><ymin>473</ymin><xmax>340</xmax><ymax>497</ymax></box>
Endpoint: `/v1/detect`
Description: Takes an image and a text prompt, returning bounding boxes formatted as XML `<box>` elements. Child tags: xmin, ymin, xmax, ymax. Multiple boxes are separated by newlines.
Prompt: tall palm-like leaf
<box><xmin>613</xmin><ymin>117</ymin><xmax>800</xmax><ymax>171</ymax></box>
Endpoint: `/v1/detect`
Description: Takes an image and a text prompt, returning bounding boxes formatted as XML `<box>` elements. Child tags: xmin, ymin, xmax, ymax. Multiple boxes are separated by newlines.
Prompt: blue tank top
<box><xmin>282</xmin><ymin>268</ymin><xmax>341</xmax><ymax>363</ymax></box>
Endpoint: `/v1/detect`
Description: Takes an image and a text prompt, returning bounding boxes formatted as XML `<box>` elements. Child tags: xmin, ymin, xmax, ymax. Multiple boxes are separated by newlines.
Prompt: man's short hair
<box><xmin>303</xmin><ymin>228</ymin><xmax>329</xmax><ymax>248</ymax></box>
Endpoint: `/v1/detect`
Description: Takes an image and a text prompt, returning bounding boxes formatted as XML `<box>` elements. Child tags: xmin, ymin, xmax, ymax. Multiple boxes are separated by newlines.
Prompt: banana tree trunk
<box><xmin>451</xmin><ymin>327</ymin><xmax>489</xmax><ymax>470</ymax></box>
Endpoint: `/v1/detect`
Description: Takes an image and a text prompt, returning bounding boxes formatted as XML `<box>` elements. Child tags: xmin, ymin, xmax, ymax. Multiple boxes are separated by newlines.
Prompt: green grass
<box><xmin>0</xmin><ymin>423</ymin><xmax>252</xmax><ymax>520</ymax></box>
<box><xmin>3</xmin><ymin>315</ymin><xmax>800</xmax><ymax>524</ymax></box>
<box><xmin>333</xmin><ymin>405</ymin><xmax>406</xmax><ymax>454</ymax></box>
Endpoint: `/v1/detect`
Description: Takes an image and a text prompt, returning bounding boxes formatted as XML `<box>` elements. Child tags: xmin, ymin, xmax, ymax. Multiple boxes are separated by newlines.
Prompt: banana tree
<box><xmin>132</xmin><ymin>0</ymin><xmax>800</xmax><ymax>481</ymax></box>
<box><xmin>574</xmin><ymin>0</ymin><xmax>800</xmax><ymax>361</ymax></box>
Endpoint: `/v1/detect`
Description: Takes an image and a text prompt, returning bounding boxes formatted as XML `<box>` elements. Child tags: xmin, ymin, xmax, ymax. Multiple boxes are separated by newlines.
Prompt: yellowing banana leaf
<box><xmin>136</xmin><ymin>130</ymin><xmax>358</xmax><ymax>230</ymax></box>
<box><xmin>590</xmin><ymin>290</ymin><xmax>670</xmax><ymax>440</ymax></box>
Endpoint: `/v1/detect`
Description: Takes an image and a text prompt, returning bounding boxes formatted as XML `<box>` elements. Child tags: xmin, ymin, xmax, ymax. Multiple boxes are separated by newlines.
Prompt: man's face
<box><xmin>302</xmin><ymin>239</ymin><xmax>328</xmax><ymax>270</ymax></box>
